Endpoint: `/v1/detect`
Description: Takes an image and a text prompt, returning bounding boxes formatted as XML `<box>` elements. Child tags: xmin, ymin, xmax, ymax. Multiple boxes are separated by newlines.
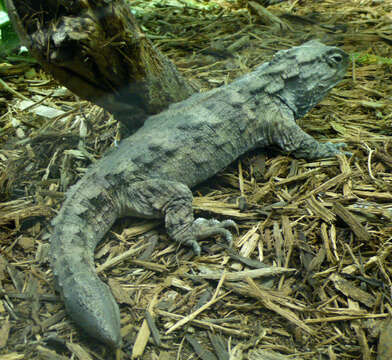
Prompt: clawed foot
<box><xmin>323</xmin><ymin>142</ymin><xmax>352</xmax><ymax>157</ymax></box>
<box><xmin>183</xmin><ymin>218</ymin><xmax>238</xmax><ymax>255</ymax></box>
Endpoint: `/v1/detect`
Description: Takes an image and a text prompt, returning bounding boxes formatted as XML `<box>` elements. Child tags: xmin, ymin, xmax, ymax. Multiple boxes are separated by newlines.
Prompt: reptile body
<box><xmin>50</xmin><ymin>40</ymin><xmax>349</xmax><ymax>347</ymax></box>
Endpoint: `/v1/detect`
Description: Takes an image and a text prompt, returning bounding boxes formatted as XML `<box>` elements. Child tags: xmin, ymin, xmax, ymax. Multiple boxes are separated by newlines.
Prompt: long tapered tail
<box><xmin>50</xmin><ymin>178</ymin><xmax>122</xmax><ymax>347</ymax></box>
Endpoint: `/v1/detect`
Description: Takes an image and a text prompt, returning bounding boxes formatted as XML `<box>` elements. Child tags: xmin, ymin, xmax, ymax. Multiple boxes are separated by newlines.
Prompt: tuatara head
<box><xmin>269</xmin><ymin>40</ymin><xmax>349</xmax><ymax>119</ymax></box>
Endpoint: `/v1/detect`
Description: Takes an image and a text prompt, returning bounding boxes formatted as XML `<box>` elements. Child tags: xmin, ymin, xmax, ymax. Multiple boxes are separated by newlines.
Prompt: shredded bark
<box><xmin>1</xmin><ymin>1</ymin><xmax>392</xmax><ymax>359</ymax></box>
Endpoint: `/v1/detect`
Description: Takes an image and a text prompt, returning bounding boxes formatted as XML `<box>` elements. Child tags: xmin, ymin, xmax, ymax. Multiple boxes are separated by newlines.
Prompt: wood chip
<box><xmin>194</xmin><ymin>266</ymin><xmax>295</xmax><ymax>281</ymax></box>
<box><xmin>186</xmin><ymin>335</ymin><xmax>217</xmax><ymax>360</ymax></box>
<box><xmin>0</xmin><ymin>317</ymin><xmax>10</xmax><ymax>349</ymax></box>
<box><xmin>378</xmin><ymin>317</ymin><xmax>392</xmax><ymax>360</ymax></box>
<box><xmin>332</xmin><ymin>202</ymin><xmax>371</xmax><ymax>242</ymax></box>
<box><xmin>248</xmin><ymin>349</ymin><xmax>294</xmax><ymax>360</ymax></box>
<box><xmin>330</xmin><ymin>274</ymin><xmax>376</xmax><ymax>307</ymax></box>
<box><xmin>246</xmin><ymin>278</ymin><xmax>314</xmax><ymax>335</ymax></box>
<box><xmin>66</xmin><ymin>343</ymin><xmax>94</xmax><ymax>360</ymax></box>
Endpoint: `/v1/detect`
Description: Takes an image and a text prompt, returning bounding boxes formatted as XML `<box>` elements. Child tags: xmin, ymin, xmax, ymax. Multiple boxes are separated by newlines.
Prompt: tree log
<box><xmin>5</xmin><ymin>0</ymin><xmax>196</xmax><ymax>131</ymax></box>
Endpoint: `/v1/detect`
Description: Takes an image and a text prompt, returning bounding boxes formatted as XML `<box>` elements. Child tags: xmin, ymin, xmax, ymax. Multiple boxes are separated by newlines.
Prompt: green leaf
<box><xmin>351</xmin><ymin>52</ymin><xmax>392</xmax><ymax>65</ymax></box>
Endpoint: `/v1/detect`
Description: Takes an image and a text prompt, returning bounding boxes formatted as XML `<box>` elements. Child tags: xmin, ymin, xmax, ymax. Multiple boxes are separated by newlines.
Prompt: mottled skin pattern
<box><xmin>50</xmin><ymin>41</ymin><xmax>349</xmax><ymax>347</ymax></box>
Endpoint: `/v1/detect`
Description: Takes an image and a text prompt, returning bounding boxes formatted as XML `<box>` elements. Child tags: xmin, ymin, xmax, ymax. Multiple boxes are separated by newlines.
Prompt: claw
<box><xmin>332</xmin><ymin>142</ymin><xmax>353</xmax><ymax>157</ymax></box>
<box><xmin>185</xmin><ymin>239</ymin><xmax>201</xmax><ymax>256</ymax></box>
<box><xmin>220</xmin><ymin>219</ymin><xmax>239</xmax><ymax>235</ymax></box>
<box><xmin>191</xmin><ymin>217</ymin><xmax>237</xmax><ymax>248</ymax></box>
<box><xmin>332</xmin><ymin>142</ymin><xmax>347</xmax><ymax>149</ymax></box>
<box><xmin>324</xmin><ymin>142</ymin><xmax>352</xmax><ymax>157</ymax></box>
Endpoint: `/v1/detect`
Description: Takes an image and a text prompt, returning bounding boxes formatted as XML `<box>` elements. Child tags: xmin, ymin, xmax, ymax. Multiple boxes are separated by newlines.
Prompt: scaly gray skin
<box><xmin>50</xmin><ymin>40</ymin><xmax>349</xmax><ymax>347</ymax></box>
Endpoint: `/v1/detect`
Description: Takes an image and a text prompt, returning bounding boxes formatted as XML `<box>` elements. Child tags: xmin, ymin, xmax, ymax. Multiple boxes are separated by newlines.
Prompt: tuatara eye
<box><xmin>327</xmin><ymin>53</ymin><xmax>343</xmax><ymax>66</ymax></box>
<box><xmin>332</xmin><ymin>54</ymin><xmax>343</xmax><ymax>62</ymax></box>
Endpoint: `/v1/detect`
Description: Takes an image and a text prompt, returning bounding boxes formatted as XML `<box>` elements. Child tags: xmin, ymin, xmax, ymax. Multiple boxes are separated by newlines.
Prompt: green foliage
<box><xmin>351</xmin><ymin>52</ymin><xmax>392</xmax><ymax>66</ymax></box>
<box><xmin>0</xmin><ymin>1</ymin><xmax>25</xmax><ymax>60</ymax></box>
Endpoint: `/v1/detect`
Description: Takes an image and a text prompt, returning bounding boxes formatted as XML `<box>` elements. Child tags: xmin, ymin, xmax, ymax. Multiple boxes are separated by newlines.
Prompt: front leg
<box><xmin>122</xmin><ymin>179</ymin><xmax>236</xmax><ymax>254</ymax></box>
<box><xmin>272</xmin><ymin>118</ymin><xmax>350</xmax><ymax>160</ymax></box>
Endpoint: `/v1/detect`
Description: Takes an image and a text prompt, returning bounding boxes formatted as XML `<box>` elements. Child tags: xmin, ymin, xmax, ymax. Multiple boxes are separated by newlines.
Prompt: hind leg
<box><xmin>121</xmin><ymin>179</ymin><xmax>236</xmax><ymax>254</ymax></box>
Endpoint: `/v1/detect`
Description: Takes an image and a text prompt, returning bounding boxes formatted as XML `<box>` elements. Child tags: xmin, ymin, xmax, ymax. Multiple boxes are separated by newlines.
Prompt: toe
<box><xmin>221</xmin><ymin>219</ymin><xmax>239</xmax><ymax>234</ymax></box>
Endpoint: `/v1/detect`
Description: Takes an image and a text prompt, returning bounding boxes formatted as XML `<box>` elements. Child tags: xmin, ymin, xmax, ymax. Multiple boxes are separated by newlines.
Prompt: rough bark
<box><xmin>5</xmin><ymin>0</ymin><xmax>196</xmax><ymax>131</ymax></box>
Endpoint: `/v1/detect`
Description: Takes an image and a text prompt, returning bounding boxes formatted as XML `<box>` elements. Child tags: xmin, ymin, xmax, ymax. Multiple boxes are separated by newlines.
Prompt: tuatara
<box><xmin>50</xmin><ymin>40</ymin><xmax>349</xmax><ymax>347</ymax></box>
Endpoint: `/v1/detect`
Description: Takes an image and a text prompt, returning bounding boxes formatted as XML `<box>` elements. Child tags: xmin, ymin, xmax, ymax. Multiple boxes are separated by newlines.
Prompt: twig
<box><xmin>166</xmin><ymin>272</ymin><xmax>230</xmax><ymax>334</ymax></box>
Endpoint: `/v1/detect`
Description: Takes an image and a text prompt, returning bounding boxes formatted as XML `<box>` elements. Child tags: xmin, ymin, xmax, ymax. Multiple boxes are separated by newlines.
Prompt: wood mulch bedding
<box><xmin>1</xmin><ymin>0</ymin><xmax>392</xmax><ymax>359</ymax></box>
